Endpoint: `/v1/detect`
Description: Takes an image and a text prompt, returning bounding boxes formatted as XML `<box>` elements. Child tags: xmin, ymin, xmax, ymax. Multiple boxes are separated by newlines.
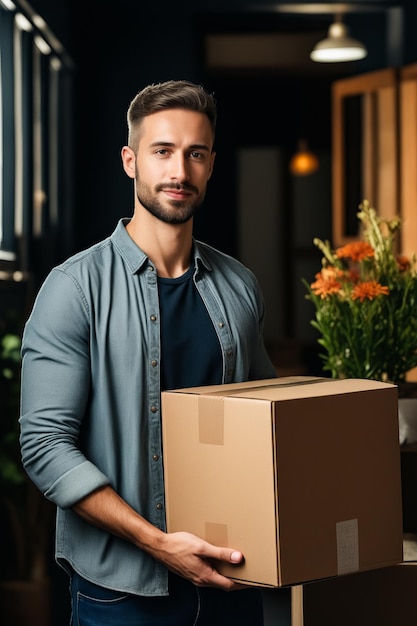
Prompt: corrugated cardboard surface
<box><xmin>292</xmin><ymin>562</ymin><xmax>417</xmax><ymax>626</ymax></box>
<box><xmin>161</xmin><ymin>376</ymin><xmax>403</xmax><ymax>587</ymax></box>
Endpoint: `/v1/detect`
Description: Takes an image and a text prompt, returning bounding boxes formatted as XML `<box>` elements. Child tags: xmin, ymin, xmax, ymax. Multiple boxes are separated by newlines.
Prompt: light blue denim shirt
<box><xmin>19</xmin><ymin>218</ymin><xmax>276</xmax><ymax>597</ymax></box>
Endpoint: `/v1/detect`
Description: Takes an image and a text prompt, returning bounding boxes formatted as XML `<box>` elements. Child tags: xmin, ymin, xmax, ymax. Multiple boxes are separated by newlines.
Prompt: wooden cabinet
<box><xmin>332</xmin><ymin>63</ymin><xmax>417</xmax><ymax>255</ymax></box>
<box><xmin>332</xmin><ymin>68</ymin><xmax>398</xmax><ymax>247</ymax></box>
<box><xmin>399</xmin><ymin>63</ymin><xmax>417</xmax><ymax>257</ymax></box>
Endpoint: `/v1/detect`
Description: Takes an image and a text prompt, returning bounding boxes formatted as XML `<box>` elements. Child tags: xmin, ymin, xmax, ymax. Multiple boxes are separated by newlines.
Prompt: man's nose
<box><xmin>169</xmin><ymin>154</ymin><xmax>190</xmax><ymax>181</ymax></box>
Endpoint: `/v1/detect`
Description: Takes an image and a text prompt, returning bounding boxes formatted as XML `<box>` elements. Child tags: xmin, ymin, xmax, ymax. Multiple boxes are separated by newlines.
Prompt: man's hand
<box><xmin>150</xmin><ymin>530</ymin><xmax>247</xmax><ymax>590</ymax></box>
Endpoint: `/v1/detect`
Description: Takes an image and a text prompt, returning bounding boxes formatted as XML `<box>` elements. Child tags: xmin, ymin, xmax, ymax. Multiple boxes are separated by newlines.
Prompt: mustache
<box><xmin>156</xmin><ymin>182</ymin><xmax>198</xmax><ymax>194</ymax></box>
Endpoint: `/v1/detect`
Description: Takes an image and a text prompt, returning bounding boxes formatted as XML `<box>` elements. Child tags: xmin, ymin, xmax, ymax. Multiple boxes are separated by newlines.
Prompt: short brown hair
<box><xmin>127</xmin><ymin>80</ymin><xmax>217</xmax><ymax>151</ymax></box>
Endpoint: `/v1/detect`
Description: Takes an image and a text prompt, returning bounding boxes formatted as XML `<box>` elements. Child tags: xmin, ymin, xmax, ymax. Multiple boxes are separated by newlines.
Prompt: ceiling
<box><xmin>196</xmin><ymin>1</ymin><xmax>407</xmax><ymax>74</ymax></box>
<box><xmin>25</xmin><ymin>0</ymin><xmax>412</xmax><ymax>79</ymax></box>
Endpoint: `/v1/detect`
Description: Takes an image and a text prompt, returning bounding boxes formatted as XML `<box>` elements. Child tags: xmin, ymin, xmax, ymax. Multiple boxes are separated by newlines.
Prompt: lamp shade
<box><xmin>310</xmin><ymin>19</ymin><xmax>367</xmax><ymax>63</ymax></box>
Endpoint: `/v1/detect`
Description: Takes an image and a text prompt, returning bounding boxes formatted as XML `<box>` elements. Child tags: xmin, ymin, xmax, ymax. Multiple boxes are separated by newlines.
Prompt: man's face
<box><xmin>134</xmin><ymin>109</ymin><xmax>215</xmax><ymax>224</ymax></box>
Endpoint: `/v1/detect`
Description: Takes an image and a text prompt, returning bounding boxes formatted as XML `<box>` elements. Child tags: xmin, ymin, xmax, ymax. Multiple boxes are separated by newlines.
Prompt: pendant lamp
<box><xmin>310</xmin><ymin>14</ymin><xmax>367</xmax><ymax>63</ymax></box>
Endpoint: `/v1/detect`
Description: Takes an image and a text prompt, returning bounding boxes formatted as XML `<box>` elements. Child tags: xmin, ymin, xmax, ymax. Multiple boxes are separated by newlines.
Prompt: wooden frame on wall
<box><xmin>332</xmin><ymin>68</ymin><xmax>398</xmax><ymax>247</ymax></box>
<box><xmin>399</xmin><ymin>62</ymin><xmax>417</xmax><ymax>258</ymax></box>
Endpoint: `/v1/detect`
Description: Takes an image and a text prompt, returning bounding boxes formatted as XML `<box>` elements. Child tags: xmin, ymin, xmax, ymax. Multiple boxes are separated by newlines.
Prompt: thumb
<box><xmin>204</xmin><ymin>541</ymin><xmax>244</xmax><ymax>564</ymax></box>
<box><xmin>229</xmin><ymin>550</ymin><xmax>243</xmax><ymax>564</ymax></box>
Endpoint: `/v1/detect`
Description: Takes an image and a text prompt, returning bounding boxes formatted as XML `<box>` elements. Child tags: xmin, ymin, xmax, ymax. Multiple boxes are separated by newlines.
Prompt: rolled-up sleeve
<box><xmin>19</xmin><ymin>268</ymin><xmax>110</xmax><ymax>508</ymax></box>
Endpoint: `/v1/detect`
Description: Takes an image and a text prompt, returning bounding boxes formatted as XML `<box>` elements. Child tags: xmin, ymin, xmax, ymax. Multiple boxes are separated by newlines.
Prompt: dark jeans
<box><xmin>70</xmin><ymin>571</ymin><xmax>264</xmax><ymax>626</ymax></box>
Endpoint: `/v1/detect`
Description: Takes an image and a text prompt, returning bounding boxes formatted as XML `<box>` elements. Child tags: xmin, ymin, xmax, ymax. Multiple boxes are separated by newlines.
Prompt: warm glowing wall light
<box><xmin>289</xmin><ymin>139</ymin><xmax>319</xmax><ymax>176</ymax></box>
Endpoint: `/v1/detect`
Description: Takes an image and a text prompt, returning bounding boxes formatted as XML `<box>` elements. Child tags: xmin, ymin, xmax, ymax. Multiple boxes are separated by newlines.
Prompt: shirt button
<box><xmin>153</xmin><ymin>454</ymin><xmax>159</xmax><ymax>461</ymax></box>
<box><xmin>219</xmin><ymin>322</ymin><xmax>224</xmax><ymax>328</ymax></box>
<box><xmin>150</xmin><ymin>405</ymin><xmax>157</xmax><ymax>413</ymax></box>
<box><xmin>148</xmin><ymin>265</ymin><xmax>154</xmax><ymax>272</ymax></box>
<box><xmin>150</xmin><ymin>314</ymin><xmax>157</xmax><ymax>322</ymax></box>
<box><xmin>151</xmin><ymin>360</ymin><xmax>158</xmax><ymax>367</ymax></box>
<box><xmin>156</xmin><ymin>503</ymin><xmax>163</xmax><ymax>510</ymax></box>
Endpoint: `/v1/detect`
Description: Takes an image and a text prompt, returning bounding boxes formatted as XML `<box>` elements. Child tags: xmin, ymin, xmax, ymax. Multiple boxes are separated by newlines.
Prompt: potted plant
<box><xmin>303</xmin><ymin>199</ymin><xmax>417</xmax><ymax>443</ymax></box>
<box><xmin>0</xmin><ymin>329</ymin><xmax>54</xmax><ymax>626</ymax></box>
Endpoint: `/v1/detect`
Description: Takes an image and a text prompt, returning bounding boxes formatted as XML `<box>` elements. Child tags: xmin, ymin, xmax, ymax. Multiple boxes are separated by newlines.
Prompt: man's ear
<box><xmin>121</xmin><ymin>146</ymin><xmax>136</xmax><ymax>179</ymax></box>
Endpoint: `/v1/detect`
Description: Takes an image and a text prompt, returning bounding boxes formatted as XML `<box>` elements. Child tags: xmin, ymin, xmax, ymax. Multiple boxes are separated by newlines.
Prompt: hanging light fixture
<box><xmin>289</xmin><ymin>139</ymin><xmax>319</xmax><ymax>176</ymax></box>
<box><xmin>310</xmin><ymin>14</ymin><xmax>367</xmax><ymax>63</ymax></box>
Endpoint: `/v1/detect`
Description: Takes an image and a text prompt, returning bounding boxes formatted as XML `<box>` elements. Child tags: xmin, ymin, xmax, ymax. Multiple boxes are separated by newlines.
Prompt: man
<box><xmin>20</xmin><ymin>80</ymin><xmax>277</xmax><ymax>625</ymax></box>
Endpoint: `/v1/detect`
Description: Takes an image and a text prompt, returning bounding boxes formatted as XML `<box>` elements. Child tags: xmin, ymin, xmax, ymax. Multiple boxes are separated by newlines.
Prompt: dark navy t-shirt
<box><xmin>158</xmin><ymin>265</ymin><xmax>222</xmax><ymax>390</ymax></box>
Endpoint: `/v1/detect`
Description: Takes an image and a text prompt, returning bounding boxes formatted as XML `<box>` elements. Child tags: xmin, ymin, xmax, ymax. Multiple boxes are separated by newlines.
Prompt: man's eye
<box><xmin>190</xmin><ymin>151</ymin><xmax>202</xmax><ymax>159</ymax></box>
<box><xmin>156</xmin><ymin>149</ymin><xmax>168</xmax><ymax>155</ymax></box>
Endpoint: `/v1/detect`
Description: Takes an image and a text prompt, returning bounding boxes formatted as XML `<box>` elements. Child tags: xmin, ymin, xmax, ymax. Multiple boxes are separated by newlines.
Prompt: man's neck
<box><xmin>126</xmin><ymin>212</ymin><xmax>193</xmax><ymax>278</ymax></box>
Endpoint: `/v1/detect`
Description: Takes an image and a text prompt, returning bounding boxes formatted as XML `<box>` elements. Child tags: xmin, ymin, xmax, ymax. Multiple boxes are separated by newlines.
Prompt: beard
<box><xmin>135</xmin><ymin>168</ymin><xmax>206</xmax><ymax>225</ymax></box>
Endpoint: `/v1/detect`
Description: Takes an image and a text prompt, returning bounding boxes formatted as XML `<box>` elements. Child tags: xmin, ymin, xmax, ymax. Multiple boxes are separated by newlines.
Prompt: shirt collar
<box><xmin>111</xmin><ymin>218</ymin><xmax>213</xmax><ymax>275</ymax></box>
<box><xmin>110</xmin><ymin>218</ymin><xmax>149</xmax><ymax>274</ymax></box>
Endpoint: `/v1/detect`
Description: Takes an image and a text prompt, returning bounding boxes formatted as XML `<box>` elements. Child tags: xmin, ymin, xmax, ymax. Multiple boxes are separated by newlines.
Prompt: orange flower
<box><xmin>336</xmin><ymin>241</ymin><xmax>375</xmax><ymax>262</ymax></box>
<box><xmin>311</xmin><ymin>269</ymin><xmax>343</xmax><ymax>298</ymax></box>
<box><xmin>397</xmin><ymin>256</ymin><xmax>411</xmax><ymax>272</ymax></box>
<box><xmin>351</xmin><ymin>280</ymin><xmax>390</xmax><ymax>302</ymax></box>
<box><xmin>321</xmin><ymin>266</ymin><xmax>345</xmax><ymax>280</ymax></box>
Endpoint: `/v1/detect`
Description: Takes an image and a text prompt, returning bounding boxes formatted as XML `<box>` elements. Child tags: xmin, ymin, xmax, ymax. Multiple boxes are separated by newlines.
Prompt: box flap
<box><xmin>163</xmin><ymin>376</ymin><xmax>397</xmax><ymax>402</ymax></box>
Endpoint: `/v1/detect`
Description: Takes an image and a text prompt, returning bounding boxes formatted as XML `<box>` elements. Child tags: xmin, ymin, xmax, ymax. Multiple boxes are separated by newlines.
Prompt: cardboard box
<box><xmin>291</xmin><ymin>561</ymin><xmax>417</xmax><ymax>626</ymax></box>
<box><xmin>161</xmin><ymin>376</ymin><xmax>403</xmax><ymax>587</ymax></box>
